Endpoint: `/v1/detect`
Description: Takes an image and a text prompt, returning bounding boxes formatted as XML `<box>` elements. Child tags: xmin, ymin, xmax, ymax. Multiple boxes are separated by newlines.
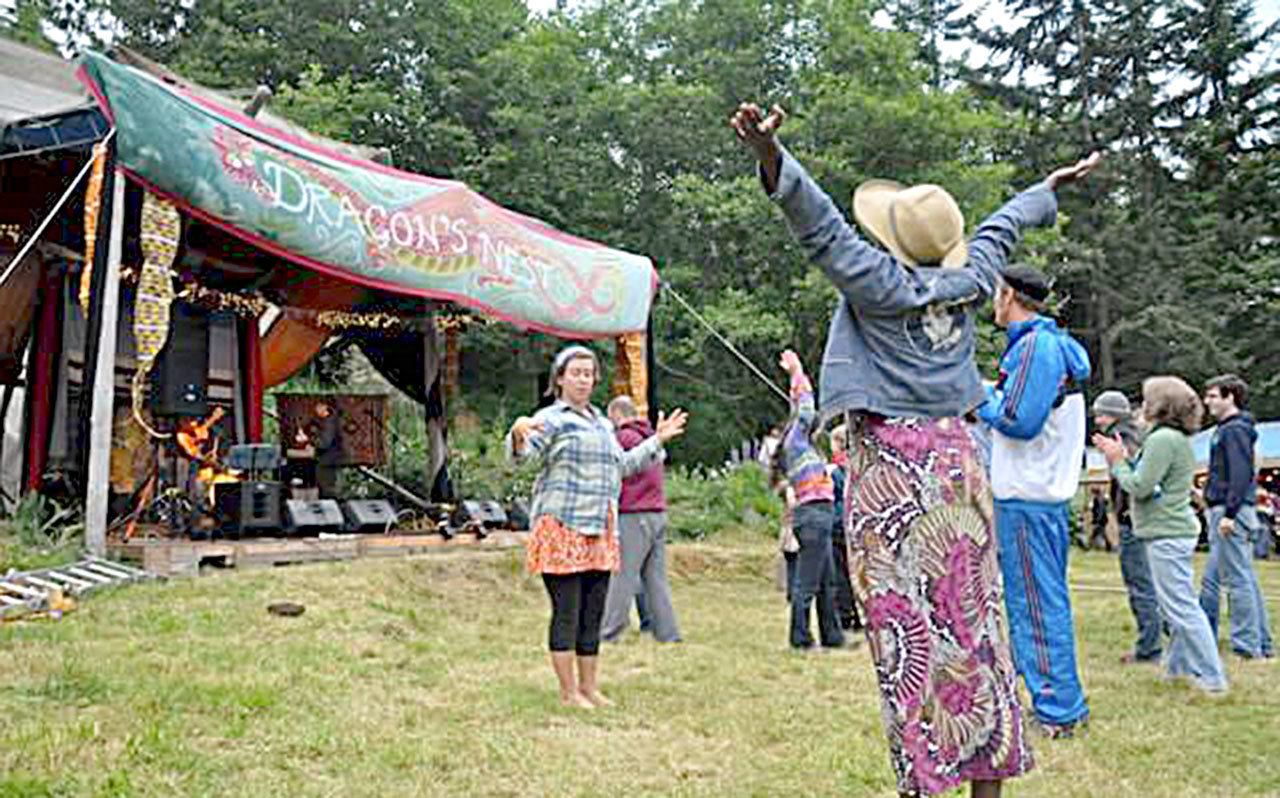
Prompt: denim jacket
<box><xmin>768</xmin><ymin>145</ymin><xmax>1059</xmax><ymax>420</ymax></box>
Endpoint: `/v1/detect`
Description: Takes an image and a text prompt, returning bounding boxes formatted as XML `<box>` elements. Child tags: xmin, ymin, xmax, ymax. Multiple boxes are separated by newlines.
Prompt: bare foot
<box><xmin>560</xmin><ymin>692</ymin><xmax>595</xmax><ymax>709</ymax></box>
<box><xmin>580</xmin><ymin>689</ymin><xmax>613</xmax><ymax>708</ymax></box>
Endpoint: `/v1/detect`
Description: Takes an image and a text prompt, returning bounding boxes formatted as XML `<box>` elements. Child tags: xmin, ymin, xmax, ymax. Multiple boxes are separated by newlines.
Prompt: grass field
<box><xmin>2</xmin><ymin>540</ymin><xmax>1278</xmax><ymax>797</ymax></box>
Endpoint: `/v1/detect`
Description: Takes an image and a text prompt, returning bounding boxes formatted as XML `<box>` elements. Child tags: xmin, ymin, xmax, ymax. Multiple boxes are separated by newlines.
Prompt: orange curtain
<box><xmin>611</xmin><ymin>332</ymin><xmax>648</xmax><ymax>417</ymax></box>
<box><xmin>261</xmin><ymin>317</ymin><xmax>331</xmax><ymax>389</ymax></box>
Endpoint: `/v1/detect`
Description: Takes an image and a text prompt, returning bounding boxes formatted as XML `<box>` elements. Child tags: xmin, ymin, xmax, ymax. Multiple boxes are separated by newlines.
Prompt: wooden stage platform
<box><xmin>107</xmin><ymin>530</ymin><xmax>527</xmax><ymax>577</ymax></box>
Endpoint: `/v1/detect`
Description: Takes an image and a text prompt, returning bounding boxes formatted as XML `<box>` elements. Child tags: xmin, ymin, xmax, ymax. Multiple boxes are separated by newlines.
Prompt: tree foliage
<box><xmin>16</xmin><ymin>0</ymin><xmax>1280</xmax><ymax>461</ymax></box>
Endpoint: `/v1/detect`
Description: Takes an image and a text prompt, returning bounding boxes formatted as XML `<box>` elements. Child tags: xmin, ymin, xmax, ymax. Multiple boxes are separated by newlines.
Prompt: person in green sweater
<box><xmin>1093</xmin><ymin>376</ymin><xmax>1228</xmax><ymax>695</ymax></box>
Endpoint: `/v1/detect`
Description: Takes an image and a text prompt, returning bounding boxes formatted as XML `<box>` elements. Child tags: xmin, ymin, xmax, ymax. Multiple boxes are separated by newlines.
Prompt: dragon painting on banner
<box><xmin>76</xmin><ymin>52</ymin><xmax>657</xmax><ymax>339</ymax></box>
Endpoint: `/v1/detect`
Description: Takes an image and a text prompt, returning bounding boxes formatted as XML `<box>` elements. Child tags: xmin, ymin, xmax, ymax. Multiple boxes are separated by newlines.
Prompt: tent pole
<box><xmin>83</xmin><ymin>168</ymin><xmax>126</xmax><ymax>556</ymax></box>
<box><xmin>240</xmin><ymin>314</ymin><xmax>264</xmax><ymax>441</ymax></box>
<box><xmin>646</xmin><ymin>309</ymin><xmax>657</xmax><ymax>427</ymax></box>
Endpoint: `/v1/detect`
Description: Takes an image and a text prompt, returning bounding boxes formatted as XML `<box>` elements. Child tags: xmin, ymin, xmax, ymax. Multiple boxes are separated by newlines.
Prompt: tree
<box><xmin>964</xmin><ymin>0</ymin><xmax>1280</xmax><ymax>402</ymax></box>
<box><xmin>1</xmin><ymin>0</ymin><xmax>56</xmax><ymax>50</ymax></box>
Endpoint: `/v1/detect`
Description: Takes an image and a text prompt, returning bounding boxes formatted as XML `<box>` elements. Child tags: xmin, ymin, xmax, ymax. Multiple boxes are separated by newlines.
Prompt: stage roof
<box><xmin>0</xmin><ymin>37</ymin><xmax>89</xmax><ymax>124</ymax></box>
<box><xmin>76</xmin><ymin>50</ymin><xmax>658</xmax><ymax>339</ymax></box>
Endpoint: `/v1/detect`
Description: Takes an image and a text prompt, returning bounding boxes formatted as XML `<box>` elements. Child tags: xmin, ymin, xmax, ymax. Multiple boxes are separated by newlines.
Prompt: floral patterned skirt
<box><xmin>525</xmin><ymin>514</ymin><xmax>620</xmax><ymax>575</ymax></box>
<box><xmin>843</xmin><ymin>413</ymin><xmax>1033</xmax><ymax>796</ymax></box>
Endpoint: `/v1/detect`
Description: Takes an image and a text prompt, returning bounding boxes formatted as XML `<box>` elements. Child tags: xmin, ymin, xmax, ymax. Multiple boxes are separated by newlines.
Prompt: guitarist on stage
<box><xmin>176</xmin><ymin>406</ymin><xmax>226</xmax><ymax>501</ymax></box>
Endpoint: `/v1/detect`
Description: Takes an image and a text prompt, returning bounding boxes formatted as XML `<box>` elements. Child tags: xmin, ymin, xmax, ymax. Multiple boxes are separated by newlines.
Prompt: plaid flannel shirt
<box><xmin>506</xmin><ymin>400</ymin><xmax>664</xmax><ymax>536</ymax></box>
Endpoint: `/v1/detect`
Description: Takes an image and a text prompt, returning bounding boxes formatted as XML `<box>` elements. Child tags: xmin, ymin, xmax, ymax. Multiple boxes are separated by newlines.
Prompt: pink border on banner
<box><xmin>75</xmin><ymin>64</ymin><xmax>115</xmax><ymax>126</ymax></box>
<box><xmin>75</xmin><ymin>56</ymin><xmax>661</xmax><ymax>305</ymax></box>
<box><xmin>123</xmin><ymin>167</ymin><xmax>651</xmax><ymax>339</ymax></box>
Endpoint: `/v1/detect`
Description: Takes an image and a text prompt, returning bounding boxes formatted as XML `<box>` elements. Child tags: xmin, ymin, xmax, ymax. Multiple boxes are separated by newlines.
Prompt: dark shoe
<box><xmin>1120</xmin><ymin>652</ymin><xmax>1161</xmax><ymax>665</ymax></box>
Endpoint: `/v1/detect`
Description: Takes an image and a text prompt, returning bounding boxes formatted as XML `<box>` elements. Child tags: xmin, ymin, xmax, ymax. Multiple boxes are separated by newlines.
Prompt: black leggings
<box><xmin>542</xmin><ymin>571</ymin><xmax>611</xmax><ymax>655</ymax></box>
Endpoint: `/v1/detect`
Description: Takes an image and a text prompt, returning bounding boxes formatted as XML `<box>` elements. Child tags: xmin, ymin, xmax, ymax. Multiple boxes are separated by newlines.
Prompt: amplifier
<box><xmin>457</xmin><ymin>500</ymin><xmax>508</xmax><ymax>528</ymax></box>
<box><xmin>285</xmin><ymin>499</ymin><xmax>345</xmax><ymax>536</ymax></box>
<box><xmin>213</xmin><ymin>481</ymin><xmax>282</xmax><ymax>537</ymax></box>
<box><xmin>343</xmin><ymin>499</ymin><xmax>397</xmax><ymax>534</ymax></box>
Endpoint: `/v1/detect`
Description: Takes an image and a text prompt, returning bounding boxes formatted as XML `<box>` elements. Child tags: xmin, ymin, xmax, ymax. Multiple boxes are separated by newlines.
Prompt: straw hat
<box><xmin>853</xmin><ymin>180</ymin><xmax>968</xmax><ymax>268</ymax></box>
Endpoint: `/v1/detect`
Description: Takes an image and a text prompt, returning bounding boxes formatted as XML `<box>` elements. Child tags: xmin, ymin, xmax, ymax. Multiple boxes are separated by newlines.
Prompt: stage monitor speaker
<box><xmin>458</xmin><ymin>500</ymin><xmax>508</xmax><ymax>528</ymax></box>
<box><xmin>506</xmin><ymin>499</ymin><xmax>529</xmax><ymax>531</ymax></box>
<box><xmin>152</xmin><ymin>302</ymin><xmax>211</xmax><ymax>417</ymax></box>
<box><xmin>213</xmin><ymin>481</ymin><xmax>282</xmax><ymax>537</ymax></box>
<box><xmin>286</xmin><ymin>499</ymin><xmax>345</xmax><ymax>536</ymax></box>
<box><xmin>343</xmin><ymin>499</ymin><xmax>396</xmax><ymax>534</ymax></box>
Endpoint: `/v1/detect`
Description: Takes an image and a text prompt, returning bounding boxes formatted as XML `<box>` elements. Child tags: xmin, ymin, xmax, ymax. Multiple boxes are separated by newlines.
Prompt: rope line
<box><xmin>0</xmin><ymin>128</ymin><xmax>117</xmax><ymax>290</ymax></box>
<box><xmin>660</xmin><ymin>281</ymin><xmax>789</xmax><ymax>403</ymax></box>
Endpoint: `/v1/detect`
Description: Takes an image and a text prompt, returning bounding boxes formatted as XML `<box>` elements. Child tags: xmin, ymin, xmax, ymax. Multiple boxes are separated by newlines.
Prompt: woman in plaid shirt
<box><xmin>508</xmin><ymin>345</ymin><xmax>688</xmax><ymax>709</ymax></box>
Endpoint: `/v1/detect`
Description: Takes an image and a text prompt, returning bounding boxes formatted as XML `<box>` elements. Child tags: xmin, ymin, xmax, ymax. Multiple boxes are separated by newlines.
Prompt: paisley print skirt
<box><xmin>843</xmin><ymin>413</ymin><xmax>1033</xmax><ymax>796</ymax></box>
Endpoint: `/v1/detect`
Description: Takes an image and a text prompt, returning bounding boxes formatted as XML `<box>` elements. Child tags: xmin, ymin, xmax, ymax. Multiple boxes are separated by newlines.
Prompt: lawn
<box><xmin>2</xmin><ymin>540</ymin><xmax>1278</xmax><ymax>797</ymax></box>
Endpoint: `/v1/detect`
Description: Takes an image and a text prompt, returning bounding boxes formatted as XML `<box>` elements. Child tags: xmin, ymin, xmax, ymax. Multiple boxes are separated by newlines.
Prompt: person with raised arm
<box><xmin>507</xmin><ymin>345</ymin><xmax>688</xmax><ymax>709</ymax></box>
<box><xmin>730</xmin><ymin>101</ymin><xmax>1099</xmax><ymax>798</ymax></box>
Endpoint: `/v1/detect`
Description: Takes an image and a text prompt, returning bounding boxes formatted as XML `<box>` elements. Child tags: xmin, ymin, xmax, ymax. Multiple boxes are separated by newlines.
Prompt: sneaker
<box><xmin>1193</xmin><ymin>681</ymin><xmax>1230</xmax><ymax>698</ymax></box>
<box><xmin>1035</xmin><ymin>717</ymin><xmax>1086</xmax><ymax>740</ymax></box>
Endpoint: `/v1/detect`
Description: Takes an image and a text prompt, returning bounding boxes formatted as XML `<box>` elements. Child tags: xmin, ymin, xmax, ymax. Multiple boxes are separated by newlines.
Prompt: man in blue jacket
<box><xmin>1199</xmin><ymin>374</ymin><xmax>1273</xmax><ymax>658</ymax></box>
<box><xmin>978</xmin><ymin>265</ymin><xmax>1092</xmax><ymax>737</ymax></box>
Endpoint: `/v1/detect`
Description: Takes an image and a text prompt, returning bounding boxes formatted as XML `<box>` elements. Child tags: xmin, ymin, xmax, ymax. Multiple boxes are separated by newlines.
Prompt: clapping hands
<box><xmin>1091</xmin><ymin>432</ymin><xmax>1126</xmax><ymax>465</ymax></box>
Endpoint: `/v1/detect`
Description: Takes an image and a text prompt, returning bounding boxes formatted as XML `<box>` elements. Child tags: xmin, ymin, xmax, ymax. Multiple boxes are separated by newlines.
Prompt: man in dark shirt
<box><xmin>1199</xmin><ymin>375</ymin><xmax>1273</xmax><ymax>658</ymax></box>
<box><xmin>313</xmin><ymin>401</ymin><xmax>342</xmax><ymax>499</ymax></box>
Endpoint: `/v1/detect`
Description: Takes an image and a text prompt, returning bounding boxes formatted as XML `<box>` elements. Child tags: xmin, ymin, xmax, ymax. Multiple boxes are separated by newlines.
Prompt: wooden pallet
<box><xmin>1</xmin><ymin>557</ymin><xmax>153</xmax><ymax>620</ymax></box>
<box><xmin>107</xmin><ymin>530</ymin><xmax>526</xmax><ymax>577</ymax></box>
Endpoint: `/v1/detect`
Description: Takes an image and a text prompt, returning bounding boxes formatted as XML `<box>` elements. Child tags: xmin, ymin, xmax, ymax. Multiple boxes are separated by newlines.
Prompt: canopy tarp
<box><xmin>76</xmin><ymin>51</ymin><xmax>657</xmax><ymax>339</ymax></box>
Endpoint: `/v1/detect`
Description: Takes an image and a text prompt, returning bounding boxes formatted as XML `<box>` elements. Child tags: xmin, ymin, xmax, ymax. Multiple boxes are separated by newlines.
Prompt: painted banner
<box><xmin>77</xmin><ymin>52</ymin><xmax>657</xmax><ymax>338</ymax></box>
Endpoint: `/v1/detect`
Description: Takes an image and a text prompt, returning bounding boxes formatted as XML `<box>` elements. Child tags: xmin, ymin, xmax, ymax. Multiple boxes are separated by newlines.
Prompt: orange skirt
<box><xmin>525</xmin><ymin>514</ymin><xmax>620</xmax><ymax>575</ymax></box>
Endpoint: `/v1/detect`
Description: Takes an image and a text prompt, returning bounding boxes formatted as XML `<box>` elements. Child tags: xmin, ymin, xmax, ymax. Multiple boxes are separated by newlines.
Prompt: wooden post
<box><xmin>84</xmin><ymin>169</ymin><xmax>126</xmax><ymax>556</ymax></box>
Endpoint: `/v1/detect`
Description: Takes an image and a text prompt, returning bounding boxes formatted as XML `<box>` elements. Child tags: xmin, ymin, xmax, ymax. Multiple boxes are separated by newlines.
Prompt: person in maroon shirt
<box><xmin>600</xmin><ymin>396</ymin><xmax>683</xmax><ymax>643</ymax></box>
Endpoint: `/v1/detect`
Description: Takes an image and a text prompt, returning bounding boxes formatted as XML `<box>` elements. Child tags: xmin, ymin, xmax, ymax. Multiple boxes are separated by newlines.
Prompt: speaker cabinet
<box><xmin>285</xmin><ymin>499</ymin><xmax>345</xmax><ymax>536</ymax></box>
<box><xmin>213</xmin><ymin>481</ymin><xmax>282</xmax><ymax>537</ymax></box>
<box><xmin>152</xmin><ymin>301</ymin><xmax>211</xmax><ymax>417</ymax></box>
<box><xmin>457</xmin><ymin>500</ymin><xmax>508</xmax><ymax>528</ymax></box>
<box><xmin>343</xmin><ymin>499</ymin><xmax>396</xmax><ymax>534</ymax></box>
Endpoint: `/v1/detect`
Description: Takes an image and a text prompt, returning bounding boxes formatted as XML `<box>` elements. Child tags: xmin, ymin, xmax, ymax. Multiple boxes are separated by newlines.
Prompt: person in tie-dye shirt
<box><xmin>774</xmin><ymin>349</ymin><xmax>846</xmax><ymax>650</ymax></box>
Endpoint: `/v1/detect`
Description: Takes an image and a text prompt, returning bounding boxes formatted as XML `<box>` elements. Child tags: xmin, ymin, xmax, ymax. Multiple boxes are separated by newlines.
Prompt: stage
<box><xmin>108</xmin><ymin>528</ymin><xmax>526</xmax><ymax>577</ymax></box>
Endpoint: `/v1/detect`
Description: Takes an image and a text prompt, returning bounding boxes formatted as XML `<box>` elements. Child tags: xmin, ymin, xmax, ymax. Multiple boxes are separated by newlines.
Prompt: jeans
<box><xmin>784</xmin><ymin>551</ymin><xmax>798</xmax><ymax>603</ymax></box>
<box><xmin>790</xmin><ymin>502</ymin><xmax>844</xmax><ymax>649</ymax></box>
<box><xmin>995</xmin><ymin>499</ymin><xmax>1089</xmax><ymax>726</ymax></box>
<box><xmin>830</xmin><ymin>529</ymin><xmax>862</xmax><ymax>630</ymax></box>
<box><xmin>636</xmin><ymin>591</ymin><xmax>652</xmax><ymax>632</ymax></box>
<box><xmin>1199</xmin><ymin>505</ymin><xmax>1273</xmax><ymax>657</ymax></box>
<box><xmin>600</xmin><ymin>512</ymin><xmax>682</xmax><ymax>643</ymax></box>
<box><xmin>1147</xmin><ymin>537</ymin><xmax>1228</xmax><ymax>692</ymax></box>
<box><xmin>1118</xmin><ymin>523</ymin><xmax>1163</xmax><ymax>660</ymax></box>
<box><xmin>1254</xmin><ymin>518</ymin><xmax>1274</xmax><ymax>560</ymax></box>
